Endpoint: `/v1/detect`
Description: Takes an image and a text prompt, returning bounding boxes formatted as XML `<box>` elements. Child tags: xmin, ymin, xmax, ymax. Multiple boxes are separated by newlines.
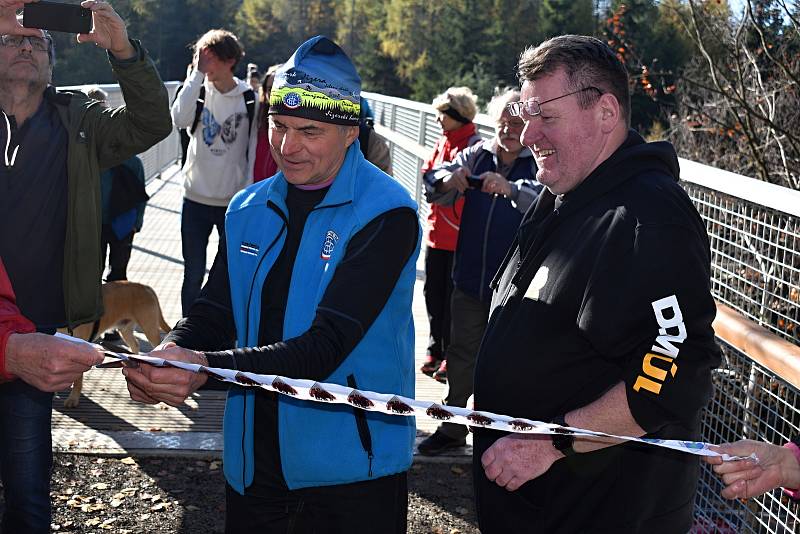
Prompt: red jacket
<box><xmin>253</xmin><ymin>125</ymin><xmax>279</xmax><ymax>183</ymax></box>
<box><xmin>423</xmin><ymin>122</ymin><xmax>480</xmax><ymax>250</ymax></box>
<box><xmin>0</xmin><ymin>258</ymin><xmax>36</xmax><ymax>381</ymax></box>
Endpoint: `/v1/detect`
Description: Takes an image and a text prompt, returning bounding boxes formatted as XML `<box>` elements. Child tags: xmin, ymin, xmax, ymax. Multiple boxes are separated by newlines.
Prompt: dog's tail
<box><xmin>144</xmin><ymin>285</ymin><xmax>173</xmax><ymax>334</ymax></box>
<box><xmin>159</xmin><ymin>310</ymin><xmax>171</xmax><ymax>334</ymax></box>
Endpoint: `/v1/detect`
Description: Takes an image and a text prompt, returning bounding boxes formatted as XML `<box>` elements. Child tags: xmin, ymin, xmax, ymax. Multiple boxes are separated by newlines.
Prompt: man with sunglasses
<box><xmin>0</xmin><ymin>1</ymin><xmax>171</xmax><ymax>531</ymax></box>
<box><xmin>472</xmin><ymin>35</ymin><xmax>719</xmax><ymax>532</ymax></box>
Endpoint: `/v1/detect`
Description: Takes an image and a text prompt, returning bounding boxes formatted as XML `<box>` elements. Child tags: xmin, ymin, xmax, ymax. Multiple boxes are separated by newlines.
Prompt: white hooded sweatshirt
<box><xmin>171</xmin><ymin>69</ymin><xmax>259</xmax><ymax>207</ymax></box>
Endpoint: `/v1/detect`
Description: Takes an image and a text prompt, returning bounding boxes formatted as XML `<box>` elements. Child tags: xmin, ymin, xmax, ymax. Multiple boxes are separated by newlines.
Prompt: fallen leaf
<box><xmin>90</xmin><ymin>482</ymin><xmax>109</xmax><ymax>490</ymax></box>
<box><xmin>120</xmin><ymin>457</ymin><xmax>137</xmax><ymax>465</ymax></box>
<box><xmin>150</xmin><ymin>502</ymin><xmax>166</xmax><ymax>512</ymax></box>
<box><xmin>85</xmin><ymin>518</ymin><xmax>102</xmax><ymax>527</ymax></box>
<box><xmin>209</xmin><ymin>461</ymin><xmax>220</xmax><ymax>470</ymax></box>
<box><xmin>81</xmin><ymin>502</ymin><xmax>107</xmax><ymax>513</ymax></box>
<box><xmin>139</xmin><ymin>513</ymin><xmax>151</xmax><ymax>521</ymax></box>
<box><xmin>450</xmin><ymin>465</ymin><xmax>465</xmax><ymax>475</ymax></box>
<box><xmin>110</xmin><ymin>499</ymin><xmax>124</xmax><ymax>508</ymax></box>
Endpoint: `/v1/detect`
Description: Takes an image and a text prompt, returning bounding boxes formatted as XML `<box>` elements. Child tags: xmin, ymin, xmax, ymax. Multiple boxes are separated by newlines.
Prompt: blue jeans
<box><xmin>181</xmin><ymin>198</ymin><xmax>227</xmax><ymax>316</ymax></box>
<box><xmin>0</xmin><ymin>380</ymin><xmax>54</xmax><ymax>534</ymax></box>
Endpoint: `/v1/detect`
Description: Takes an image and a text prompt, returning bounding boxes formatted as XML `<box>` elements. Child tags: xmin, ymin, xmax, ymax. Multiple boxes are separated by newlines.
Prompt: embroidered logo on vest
<box><xmin>239</xmin><ymin>242</ymin><xmax>259</xmax><ymax>257</ymax></box>
<box><xmin>321</xmin><ymin>230</ymin><xmax>339</xmax><ymax>260</ymax></box>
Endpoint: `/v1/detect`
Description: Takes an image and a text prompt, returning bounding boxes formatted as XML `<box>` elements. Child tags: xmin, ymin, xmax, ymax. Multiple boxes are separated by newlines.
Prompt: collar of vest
<box><xmin>265</xmin><ymin>142</ymin><xmax>362</xmax><ymax>211</ymax></box>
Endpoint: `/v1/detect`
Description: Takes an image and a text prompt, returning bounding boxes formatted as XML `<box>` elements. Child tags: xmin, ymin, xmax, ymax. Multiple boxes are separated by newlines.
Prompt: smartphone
<box><xmin>23</xmin><ymin>1</ymin><xmax>92</xmax><ymax>34</ymax></box>
<box><xmin>466</xmin><ymin>175</ymin><xmax>483</xmax><ymax>189</ymax></box>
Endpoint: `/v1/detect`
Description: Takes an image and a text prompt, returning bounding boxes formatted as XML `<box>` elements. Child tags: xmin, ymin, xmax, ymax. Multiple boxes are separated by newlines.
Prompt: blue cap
<box><xmin>269</xmin><ymin>36</ymin><xmax>361</xmax><ymax>126</ymax></box>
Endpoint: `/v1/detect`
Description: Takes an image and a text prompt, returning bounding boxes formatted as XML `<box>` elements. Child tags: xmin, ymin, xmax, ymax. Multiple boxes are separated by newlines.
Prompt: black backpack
<box><xmin>359</xmin><ymin>117</ymin><xmax>374</xmax><ymax>160</ymax></box>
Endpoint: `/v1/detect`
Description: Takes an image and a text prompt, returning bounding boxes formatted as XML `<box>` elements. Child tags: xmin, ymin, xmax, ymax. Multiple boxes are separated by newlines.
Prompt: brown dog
<box><xmin>60</xmin><ymin>281</ymin><xmax>171</xmax><ymax>408</ymax></box>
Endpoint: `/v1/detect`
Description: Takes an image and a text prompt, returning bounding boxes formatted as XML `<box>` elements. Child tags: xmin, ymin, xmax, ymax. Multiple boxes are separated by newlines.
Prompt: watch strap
<box><xmin>551</xmin><ymin>414</ymin><xmax>577</xmax><ymax>457</ymax></box>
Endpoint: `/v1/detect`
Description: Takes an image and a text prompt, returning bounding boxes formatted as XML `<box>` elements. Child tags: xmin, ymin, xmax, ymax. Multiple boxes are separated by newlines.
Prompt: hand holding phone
<box><xmin>0</xmin><ymin>0</ymin><xmax>47</xmax><ymax>38</ymax></box>
<box><xmin>76</xmin><ymin>0</ymin><xmax>134</xmax><ymax>59</ymax></box>
<box><xmin>23</xmin><ymin>1</ymin><xmax>92</xmax><ymax>34</ymax></box>
<box><xmin>466</xmin><ymin>175</ymin><xmax>483</xmax><ymax>189</ymax></box>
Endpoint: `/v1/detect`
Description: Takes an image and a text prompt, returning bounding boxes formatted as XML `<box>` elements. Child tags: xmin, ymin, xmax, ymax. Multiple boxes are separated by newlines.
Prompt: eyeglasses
<box><xmin>0</xmin><ymin>34</ymin><xmax>51</xmax><ymax>53</ymax></box>
<box><xmin>496</xmin><ymin>118</ymin><xmax>525</xmax><ymax>130</ymax></box>
<box><xmin>506</xmin><ymin>86</ymin><xmax>602</xmax><ymax>118</ymax></box>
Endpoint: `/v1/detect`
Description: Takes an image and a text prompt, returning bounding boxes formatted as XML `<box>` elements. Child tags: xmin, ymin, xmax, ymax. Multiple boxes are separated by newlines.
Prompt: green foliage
<box><xmin>540</xmin><ymin>0</ymin><xmax>595</xmax><ymax>38</ymax></box>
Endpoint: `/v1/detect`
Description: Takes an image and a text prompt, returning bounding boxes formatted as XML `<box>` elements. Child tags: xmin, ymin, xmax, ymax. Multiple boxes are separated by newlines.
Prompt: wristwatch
<box><xmin>551</xmin><ymin>414</ymin><xmax>576</xmax><ymax>457</ymax></box>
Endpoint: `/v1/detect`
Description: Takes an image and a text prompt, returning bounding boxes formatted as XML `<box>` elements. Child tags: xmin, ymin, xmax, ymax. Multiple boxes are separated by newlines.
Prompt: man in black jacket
<box><xmin>472</xmin><ymin>35</ymin><xmax>720</xmax><ymax>533</ymax></box>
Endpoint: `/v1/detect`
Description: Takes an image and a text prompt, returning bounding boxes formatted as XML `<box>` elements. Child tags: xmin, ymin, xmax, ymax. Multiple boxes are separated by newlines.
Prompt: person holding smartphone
<box><xmin>0</xmin><ymin>1</ymin><xmax>171</xmax><ymax>531</ymax></box>
<box><xmin>419</xmin><ymin>88</ymin><xmax>541</xmax><ymax>455</ymax></box>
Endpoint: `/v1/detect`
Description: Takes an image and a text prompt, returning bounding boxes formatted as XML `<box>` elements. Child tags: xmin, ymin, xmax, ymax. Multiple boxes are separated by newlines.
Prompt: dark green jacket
<box><xmin>48</xmin><ymin>40</ymin><xmax>172</xmax><ymax>329</ymax></box>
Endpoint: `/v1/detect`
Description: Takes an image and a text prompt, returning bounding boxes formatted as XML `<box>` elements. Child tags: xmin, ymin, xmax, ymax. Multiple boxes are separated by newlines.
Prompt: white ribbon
<box><xmin>53</xmin><ymin>330</ymin><xmax>751</xmax><ymax>462</ymax></box>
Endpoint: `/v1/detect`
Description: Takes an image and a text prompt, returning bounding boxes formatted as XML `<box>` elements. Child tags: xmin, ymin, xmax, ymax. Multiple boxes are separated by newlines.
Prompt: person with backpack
<box><xmin>171</xmin><ymin>29</ymin><xmax>257</xmax><ymax>316</ymax></box>
<box><xmin>85</xmin><ymin>87</ymin><xmax>148</xmax><ymax>283</ymax></box>
<box><xmin>358</xmin><ymin>97</ymin><xmax>392</xmax><ymax>174</ymax></box>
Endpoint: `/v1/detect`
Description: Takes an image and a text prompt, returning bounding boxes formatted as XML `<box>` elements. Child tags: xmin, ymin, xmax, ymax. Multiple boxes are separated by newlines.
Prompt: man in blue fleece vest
<box><xmin>123</xmin><ymin>36</ymin><xmax>420</xmax><ymax>533</ymax></box>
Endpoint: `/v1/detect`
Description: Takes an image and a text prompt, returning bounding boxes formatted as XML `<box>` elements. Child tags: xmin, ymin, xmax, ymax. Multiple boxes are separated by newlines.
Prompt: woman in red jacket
<box><xmin>421</xmin><ymin>87</ymin><xmax>481</xmax><ymax>382</ymax></box>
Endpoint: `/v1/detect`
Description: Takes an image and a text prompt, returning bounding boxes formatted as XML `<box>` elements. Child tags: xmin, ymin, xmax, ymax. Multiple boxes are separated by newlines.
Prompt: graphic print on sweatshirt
<box><xmin>201</xmin><ymin>108</ymin><xmax>248</xmax><ymax>155</ymax></box>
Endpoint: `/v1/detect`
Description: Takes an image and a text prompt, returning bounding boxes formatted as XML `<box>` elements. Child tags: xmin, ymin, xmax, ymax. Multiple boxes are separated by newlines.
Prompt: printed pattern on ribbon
<box><xmin>87</xmin><ymin>352</ymin><xmax>751</xmax><ymax>461</ymax></box>
<box><xmin>53</xmin><ymin>333</ymin><xmax>750</xmax><ymax>462</ymax></box>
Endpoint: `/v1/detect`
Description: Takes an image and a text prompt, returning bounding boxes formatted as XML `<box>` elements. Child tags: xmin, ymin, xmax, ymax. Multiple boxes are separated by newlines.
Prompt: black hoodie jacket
<box><xmin>473</xmin><ymin>131</ymin><xmax>720</xmax><ymax>533</ymax></box>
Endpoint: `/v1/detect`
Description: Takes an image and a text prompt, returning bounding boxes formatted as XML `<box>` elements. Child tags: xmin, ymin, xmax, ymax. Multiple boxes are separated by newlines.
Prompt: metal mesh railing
<box><xmin>59</xmin><ymin>81</ymin><xmax>182</xmax><ymax>182</ymax></box>
<box><xmin>364</xmin><ymin>91</ymin><xmax>800</xmax><ymax>533</ymax></box>
<box><xmin>693</xmin><ymin>340</ymin><xmax>800</xmax><ymax>533</ymax></box>
<box><xmin>683</xmin><ymin>182</ymin><xmax>800</xmax><ymax>346</ymax></box>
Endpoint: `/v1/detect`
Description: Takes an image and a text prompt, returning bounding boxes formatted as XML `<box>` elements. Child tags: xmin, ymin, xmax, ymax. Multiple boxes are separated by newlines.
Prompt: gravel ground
<box><xmin>0</xmin><ymin>454</ymin><xmax>478</xmax><ymax>533</ymax></box>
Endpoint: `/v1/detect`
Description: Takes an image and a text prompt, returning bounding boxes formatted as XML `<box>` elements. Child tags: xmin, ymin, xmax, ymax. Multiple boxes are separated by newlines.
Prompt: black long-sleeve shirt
<box><xmin>166</xmin><ymin>184</ymin><xmax>418</xmax><ymax>491</ymax></box>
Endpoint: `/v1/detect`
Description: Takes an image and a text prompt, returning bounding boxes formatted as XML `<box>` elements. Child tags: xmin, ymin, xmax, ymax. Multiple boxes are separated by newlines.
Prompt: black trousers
<box><xmin>100</xmin><ymin>224</ymin><xmax>134</xmax><ymax>282</ymax></box>
<box><xmin>224</xmin><ymin>472</ymin><xmax>408</xmax><ymax>534</ymax></box>
<box><xmin>423</xmin><ymin>247</ymin><xmax>454</xmax><ymax>359</ymax></box>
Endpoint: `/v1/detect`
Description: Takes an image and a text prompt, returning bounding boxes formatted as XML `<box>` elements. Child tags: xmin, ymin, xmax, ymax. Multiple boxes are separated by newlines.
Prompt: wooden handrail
<box><xmin>713</xmin><ymin>303</ymin><xmax>800</xmax><ymax>390</ymax></box>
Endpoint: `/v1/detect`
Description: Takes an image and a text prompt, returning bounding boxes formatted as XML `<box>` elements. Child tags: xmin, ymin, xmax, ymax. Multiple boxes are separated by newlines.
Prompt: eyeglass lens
<box><xmin>1</xmin><ymin>35</ymin><xmax>49</xmax><ymax>51</ymax></box>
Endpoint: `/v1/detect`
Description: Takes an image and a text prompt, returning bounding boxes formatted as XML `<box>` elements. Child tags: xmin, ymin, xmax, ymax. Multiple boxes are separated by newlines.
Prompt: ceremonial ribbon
<box><xmin>55</xmin><ymin>333</ymin><xmax>751</xmax><ymax>461</ymax></box>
